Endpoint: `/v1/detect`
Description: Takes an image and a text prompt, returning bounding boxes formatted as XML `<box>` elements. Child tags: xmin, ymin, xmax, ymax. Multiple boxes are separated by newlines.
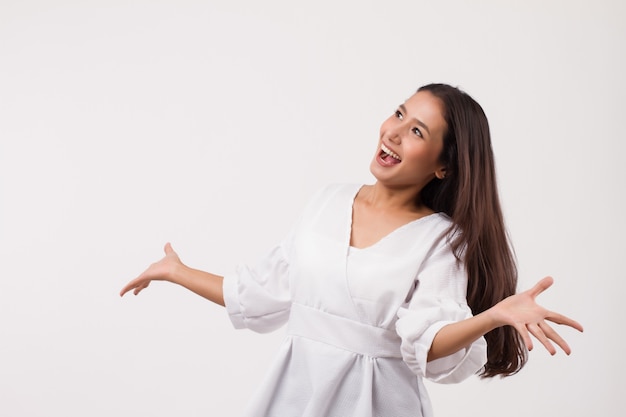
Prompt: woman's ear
<box><xmin>435</xmin><ymin>166</ymin><xmax>447</xmax><ymax>180</ymax></box>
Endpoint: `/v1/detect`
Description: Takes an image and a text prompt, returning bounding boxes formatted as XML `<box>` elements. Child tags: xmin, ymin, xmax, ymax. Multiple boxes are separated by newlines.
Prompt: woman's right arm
<box><xmin>119</xmin><ymin>242</ymin><xmax>224</xmax><ymax>306</ymax></box>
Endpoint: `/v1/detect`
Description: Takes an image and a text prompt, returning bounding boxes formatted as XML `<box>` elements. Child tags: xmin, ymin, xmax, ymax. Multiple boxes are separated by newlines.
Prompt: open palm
<box><xmin>493</xmin><ymin>276</ymin><xmax>583</xmax><ymax>355</ymax></box>
<box><xmin>119</xmin><ymin>243</ymin><xmax>181</xmax><ymax>297</ymax></box>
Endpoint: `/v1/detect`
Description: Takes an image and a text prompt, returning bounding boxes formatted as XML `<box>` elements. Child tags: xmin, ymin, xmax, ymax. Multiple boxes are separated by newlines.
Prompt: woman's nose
<box><xmin>388</xmin><ymin>124</ymin><xmax>403</xmax><ymax>144</ymax></box>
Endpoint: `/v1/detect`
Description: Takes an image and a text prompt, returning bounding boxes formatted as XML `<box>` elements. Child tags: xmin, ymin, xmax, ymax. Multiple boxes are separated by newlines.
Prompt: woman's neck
<box><xmin>360</xmin><ymin>182</ymin><xmax>427</xmax><ymax>214</ymax></box>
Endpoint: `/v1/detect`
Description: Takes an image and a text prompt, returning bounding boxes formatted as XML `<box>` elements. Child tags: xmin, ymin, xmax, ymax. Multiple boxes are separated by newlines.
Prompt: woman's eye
<box><xmin>412</xmin><ymin>127</ymin><xmax>423</xmax><ymax>137</ymax></box>
<box><xmin>394</xmin><ymin>110</ymin><xmax>403</xmax><ymax>119</ymax></box>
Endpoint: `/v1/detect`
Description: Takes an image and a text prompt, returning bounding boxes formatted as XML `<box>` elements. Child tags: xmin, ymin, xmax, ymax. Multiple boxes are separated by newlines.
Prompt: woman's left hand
<box><xmin>491</xmin><ymin>276</ymin><xmax>583</xmax><ymax>355</ymax></box>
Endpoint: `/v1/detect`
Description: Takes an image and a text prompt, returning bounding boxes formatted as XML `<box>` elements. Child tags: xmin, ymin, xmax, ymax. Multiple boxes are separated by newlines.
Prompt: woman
<box><xmin>120</xmin><ymin>83</ymin><xmax>583</xmax><ymax>417</ymax></box>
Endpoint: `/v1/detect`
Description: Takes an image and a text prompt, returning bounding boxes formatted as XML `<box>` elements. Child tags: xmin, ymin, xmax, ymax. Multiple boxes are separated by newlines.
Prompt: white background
<box><xmin>1</xmin><ymin>1</ymin><xmax>623</xmax><ymax>416</ymax></box>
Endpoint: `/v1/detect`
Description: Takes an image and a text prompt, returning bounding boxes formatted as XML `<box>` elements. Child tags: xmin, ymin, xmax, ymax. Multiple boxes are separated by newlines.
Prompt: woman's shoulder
<box><xmin>430</xmin><ymin>211</ymin><xmax>454</xmax><ymax>228</ymax></box>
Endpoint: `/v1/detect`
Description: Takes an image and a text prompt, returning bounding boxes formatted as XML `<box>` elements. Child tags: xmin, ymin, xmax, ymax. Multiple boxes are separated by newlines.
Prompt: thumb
<box><xmin>164</xmin><ymin>242</ymin><xmax>174</xmax><ymax>255</ymax></box>
<box><xmin>529</xmin><ymin>276</ymin><xmax>554</xmax><ymax>297</ymax></box>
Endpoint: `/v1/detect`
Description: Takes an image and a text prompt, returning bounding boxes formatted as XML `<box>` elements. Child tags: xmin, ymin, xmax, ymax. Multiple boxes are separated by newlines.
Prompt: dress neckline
<box><xmin>346</xmin><ymin>184</ymin><xmax>441</xmax><ymax>251</ymax></box>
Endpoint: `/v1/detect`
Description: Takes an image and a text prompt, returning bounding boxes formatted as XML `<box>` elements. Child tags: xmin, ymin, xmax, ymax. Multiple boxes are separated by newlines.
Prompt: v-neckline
<box><xmin>347</xmin><ymin>184</ymin><xmax>439</xmax><ymax>251</ymax></box>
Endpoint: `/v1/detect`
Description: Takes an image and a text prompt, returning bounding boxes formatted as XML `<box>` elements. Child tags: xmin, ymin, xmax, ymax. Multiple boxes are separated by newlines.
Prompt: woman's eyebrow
<box><xmin>399</xmin><ymin>104</ymin><xmax>431</xmax><ymax>136</ymax></box>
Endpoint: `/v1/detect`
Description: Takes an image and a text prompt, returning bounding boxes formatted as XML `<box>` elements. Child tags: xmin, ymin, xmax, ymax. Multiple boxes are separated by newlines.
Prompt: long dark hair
<box><xmin>418</xmin><ymin>83</ymin><xmax>526</xmax><ymax>377</ymax></box>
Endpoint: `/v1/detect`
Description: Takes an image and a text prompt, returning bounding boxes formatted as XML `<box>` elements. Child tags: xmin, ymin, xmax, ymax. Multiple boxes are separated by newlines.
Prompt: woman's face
<box><xmin>370</xmin><ymin>90</ymin><xmax>448</xmax><ymax>191</ymax></box>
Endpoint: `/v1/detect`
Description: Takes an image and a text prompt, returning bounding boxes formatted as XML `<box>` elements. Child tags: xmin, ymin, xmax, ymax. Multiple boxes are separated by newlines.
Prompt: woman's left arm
<box><xmin>428</xmin><ymin>276</ymin><xmax>584</xmax><ymax>362</ymax></box>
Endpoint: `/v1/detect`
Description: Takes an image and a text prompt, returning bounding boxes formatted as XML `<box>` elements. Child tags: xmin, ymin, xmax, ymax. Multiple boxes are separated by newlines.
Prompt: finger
<box><xmin>133</xmin><ymin>282</ymin><xmax>143</xmax><ymax>295</ymax></box>
<box><xmin>529</xmin><ymin>276</ymin><xmax>554</xmax><ymax>298</ymax></box>
<box><xmin>133</xmin><ymin>281</ymin><xmax>150</xmax><ymax>295</ymax></box>
<box><xmin>120</xmin><ymin>275</ymin><xmax>146</xmax><ymax>297</ymax></box>
<box><xmin>164</xmin><ymin>242</ymin><xmax>173</xmax><ymax>255</ymax></box>
<box><xmin>545</xmin><ymin>311</ymin><xmax>584</xmax><ymax>332</ymax></box>
<box><xmin>514</xmin><ymin>324</ymin><xmax>534</xmax><ymax>351</ymax></box>
<box><xmin>528</xmin><ymin>322</ymin><xmax>556</xmax><ymax>355</ymax></box>
<box><xmin>539</xmin><ymin>322</ymin><xmax>572</xmax><ymax>355</ymax></box>
<box><xmin>119</xmin><ymin>281</ymin><xmax>137</xmax><ymax>297</ymax></box>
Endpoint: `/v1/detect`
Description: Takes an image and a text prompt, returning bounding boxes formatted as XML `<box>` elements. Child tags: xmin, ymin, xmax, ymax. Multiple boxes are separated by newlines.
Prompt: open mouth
<box><xmin>379</xmin><ymin>144</ymin><xmax>401</xmax><ymax>164</ymax></box>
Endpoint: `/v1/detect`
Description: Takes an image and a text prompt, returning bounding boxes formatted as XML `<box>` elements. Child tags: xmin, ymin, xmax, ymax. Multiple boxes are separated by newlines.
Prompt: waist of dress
<box><xmin>286</xmin><ymin>302</ymin><xmax>403</xmax><ymax>359</ymax></box>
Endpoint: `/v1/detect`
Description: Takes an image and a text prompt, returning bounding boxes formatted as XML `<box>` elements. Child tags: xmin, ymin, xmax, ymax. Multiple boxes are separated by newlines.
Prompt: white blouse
<box><xmin>223</xmin><ymin>183</ymin><xmax>487</xmax><ymax>417</ymax></box>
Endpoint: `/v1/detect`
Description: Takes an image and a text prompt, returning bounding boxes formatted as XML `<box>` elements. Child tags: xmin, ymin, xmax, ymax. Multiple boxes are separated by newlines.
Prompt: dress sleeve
<box><xmin>395</xmin><ymin>236</ymin><xmax>487</xmax><ymax>384</ymax></box>
<box><xmin>223</xmin><ymin>234</ymin><xmax>293</xmax><ymax>334</ymax></box>
<box><xmin>222</xmin><ymin>184</ymin><xmax>337</xmax><ymax>333</ymax></box>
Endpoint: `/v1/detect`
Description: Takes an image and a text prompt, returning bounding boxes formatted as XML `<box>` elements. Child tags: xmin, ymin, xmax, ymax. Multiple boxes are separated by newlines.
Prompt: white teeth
<box><xmin>381</xmin><ymin>144</ymin><xmax>401</xmax><ymax>161</ymax></box>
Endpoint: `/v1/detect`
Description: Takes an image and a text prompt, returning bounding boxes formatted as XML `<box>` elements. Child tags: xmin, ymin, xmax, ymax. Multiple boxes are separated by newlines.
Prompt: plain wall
<box><xmin>1</xmin><ymin>1</ymin><xmax>623</xmax><ymax>415</ymax></box>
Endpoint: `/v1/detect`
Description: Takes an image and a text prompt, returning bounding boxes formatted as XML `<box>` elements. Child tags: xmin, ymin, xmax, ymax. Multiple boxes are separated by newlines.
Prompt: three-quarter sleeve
<box><xmin>223</xmin><ymin>185</ymin><xmax>335</xmax><ymax>333</ymax></box>
<box><xmin>223</xmin><ymin>238</ymin><xmax>293</xmax><ymax>334</ymax></box>
<box><xmin>395</xmin><ymin>237</ymin><xmax>487</xmax><ymax>384</ymax></box>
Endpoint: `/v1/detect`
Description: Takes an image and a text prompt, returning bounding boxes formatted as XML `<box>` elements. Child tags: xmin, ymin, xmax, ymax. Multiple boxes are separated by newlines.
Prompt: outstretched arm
<box><xmin>119</xmin><ymin>243</ymin><xmax>225</xmax><ymax>306</ymax></box>
<box><xmin>427</xmin><ymin>276</ymin><xmax>583</xmax><ymax>361</ymax></box>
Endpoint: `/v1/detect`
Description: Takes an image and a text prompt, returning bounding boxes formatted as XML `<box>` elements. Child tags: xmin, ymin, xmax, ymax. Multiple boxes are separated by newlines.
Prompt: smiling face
<box><xmin>370</xmin><ymin>90</ymin><xmax>448</xmax><ymax>192</ymax></box>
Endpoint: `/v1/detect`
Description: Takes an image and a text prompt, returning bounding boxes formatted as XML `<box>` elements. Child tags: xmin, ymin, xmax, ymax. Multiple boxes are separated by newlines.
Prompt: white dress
<box><xmin>223</xmin><ymin>183</ymin><xmax>487</xmax><ymax>417</ymax></box>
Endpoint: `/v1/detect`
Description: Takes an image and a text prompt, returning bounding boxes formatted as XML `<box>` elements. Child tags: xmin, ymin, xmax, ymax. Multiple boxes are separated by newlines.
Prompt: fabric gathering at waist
<box><xmin>287</xmin><ymin>303</ymin><xmax>403</xmax><ymax>359</ymax></box>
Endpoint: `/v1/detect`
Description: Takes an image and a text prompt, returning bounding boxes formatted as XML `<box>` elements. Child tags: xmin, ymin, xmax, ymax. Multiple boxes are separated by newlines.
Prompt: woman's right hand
<box><xmin>119</xmin><ymin>242</ymin><xmax>182</xmax><ymax>297</ymax></box>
